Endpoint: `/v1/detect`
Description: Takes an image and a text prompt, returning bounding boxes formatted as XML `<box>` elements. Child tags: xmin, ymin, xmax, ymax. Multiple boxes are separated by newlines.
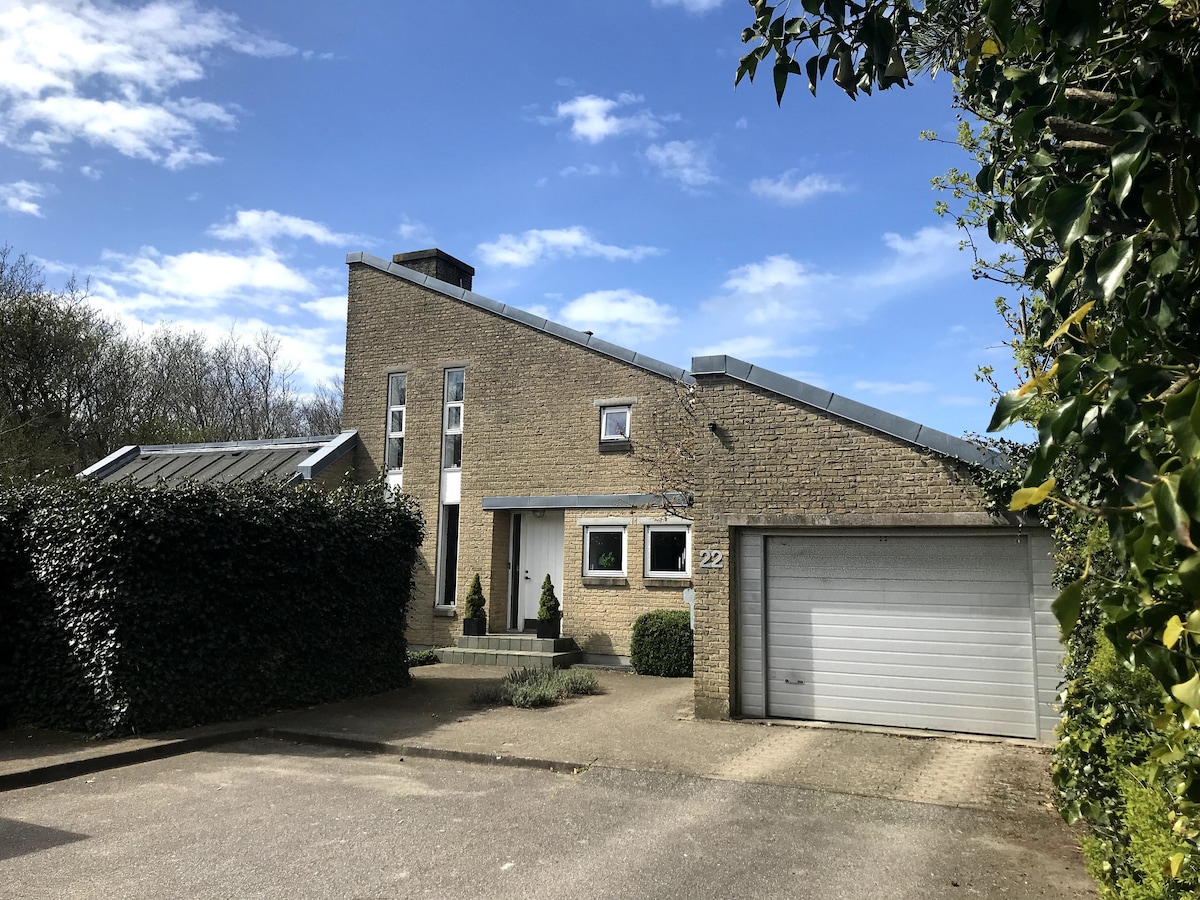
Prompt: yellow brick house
<box><xmin>341</xmin><ymin>248</ymin><xmax>1064</xmax><ymax>742</ymax></box>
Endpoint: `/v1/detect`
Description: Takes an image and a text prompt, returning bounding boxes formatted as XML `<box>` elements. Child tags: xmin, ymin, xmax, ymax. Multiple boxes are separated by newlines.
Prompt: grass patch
<box><xmin>471</xmin><ymin>667</ymin><xmax>601</xmax><ymax>709</ymax></box>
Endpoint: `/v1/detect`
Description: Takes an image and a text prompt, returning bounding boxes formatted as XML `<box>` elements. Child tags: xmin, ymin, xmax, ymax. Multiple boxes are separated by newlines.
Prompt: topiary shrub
<box><xmin>630</xmin><ymin>609</ymin><xmax>693</xmax><ymax>677</ymax></box>
<box><xmin>537</xmin><ymin>575</ymin><xmax>560</xmax><ymax>621</ymax></box>
<box><xmin>463</xmin><ymin>573</ymin><xmax>486</xmax><ymax>620</ymax></box>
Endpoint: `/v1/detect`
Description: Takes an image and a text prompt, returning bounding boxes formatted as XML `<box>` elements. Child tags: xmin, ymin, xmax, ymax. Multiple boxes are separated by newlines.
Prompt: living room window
<box><xmin>600</xmin><ymin>405</ymin><xmax>630</xmax><ymax>443</ymax></box>
<box><xmin>645</xmin><ymin>524</ymin><xmax>691</xmax><ymax>578</ymax></box>
<box><xmin>442</xmin><ymin>368</ymin><xmax>464</xmax><ymax>469</ymax></box>
<box><xmin>584</xmin><ymin>525</ymin><xmax>626</xmax><ymax>576</ymax></box>
<box><xmin>385</xmin><ymin>372</ymin><xmax>406</xmax><ymax>471</ymax></box>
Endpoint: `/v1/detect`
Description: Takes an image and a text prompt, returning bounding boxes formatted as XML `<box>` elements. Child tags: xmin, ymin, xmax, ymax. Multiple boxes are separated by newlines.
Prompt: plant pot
<box><xmin>536</xmin><ymin>619</ymin><xmax>560</xmax><ymax>639</ymax></box>
<box><xmin>463</xmin><ymin>617</ymin><xmax>487</xmax><ymax>636</ymax></box>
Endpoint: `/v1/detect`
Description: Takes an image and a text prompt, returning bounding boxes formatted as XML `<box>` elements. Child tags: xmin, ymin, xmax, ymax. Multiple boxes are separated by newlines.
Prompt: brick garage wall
<box><xmin>343</xmin><ymin>261</ymin><xmax>693</xmax><ymax>649</ymax></box>
<box><xmin>689</xmin><ymin>376</ymin><xmax>992</xmax><ymax>719</ymax></box>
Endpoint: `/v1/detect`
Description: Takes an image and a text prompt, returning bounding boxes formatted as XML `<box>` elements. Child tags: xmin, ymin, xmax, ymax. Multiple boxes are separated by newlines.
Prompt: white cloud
<box><xmin>645</xmin><ymin>140</ymin><xmax>717</xmax><ymax>189</ymax></box>
<box><xmin>80</xmin><ymin>164</ymin><xmax>101</xmax><ymax>179</ymax></box>
<box><xmin>0</xmin><ymin>180</ymin><xmax>47</xmax><ymax>216</ymax></box>
<box><xmin>0</xmin><ymin>1</ymin><xmax>294</xmax><ymax>168</ymax></box>
<box><xmin>559</xmin><ymin>163</ymin><xmax>619</xmax><ymax>178</ymax></box>
<box><xmin>301</xmin><ymin>294</ymin><xmax>346</xmax><ymax>322</ymax></box>
<box><xmin>690</xmin><ymin>335</ymin><xmax>814</xmax><ymax>359</ymax></box>
<box><xmin>750</xmin><ymin>170</ymin><xmax>844</xmax><ymax>205</ymax></box>
<box><xmin>852</xmin><ymin>380</ymin><xmax>934</xmax><ymax>395</ymax></box>
<box><xmin>209</xmin><ymin>210</ymin><xmax>356</xmax><ymax>247</ymax></box>
<box><xmin>397</xmin><ymin>216</ymin><xmax>434</xmax><ymax>246</ymax></box>
<box><xmin>653</xmin><ymin>0</ymin><xmax>725</xmax><ymax>11</ymax></box>
<box><xmin>558</xmin><ymin>288</ymin><xmax>679</xmax><ymax>345</ymax></box>
<box><xmin>734</xmin><ymin>116</ymin><xmax>748</xmax><ymax>129</ymax></box>
<box><xmin>550</xmin><ymin>93</ymin><xmax>663</xmax><ymax>143</ymax></box>
<box><xmin>93</xmin><ymin>245</ymin><xmax>314</xmax><ymax>315</ymax></box>
<box><xmin>707</xmin><ymin>224</ymin><xmax>968</xmax><ymax>335</ymax></box>
<box><xmin>477</xmin><ymin>227</ymin><xmax>662</xmax><ymax>268</ymax></box>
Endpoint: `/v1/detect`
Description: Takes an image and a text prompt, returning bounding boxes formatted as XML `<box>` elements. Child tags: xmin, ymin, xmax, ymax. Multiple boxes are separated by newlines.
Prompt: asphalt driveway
<box><xmin>0</xmin><ymin>666</ymin><xmax>1094</xmax><ymax>898</ymax></box>
<box><xmin>2</xmin><ymin>738</ymin><xmax>1092</xmax><ymax>900</ymax></box>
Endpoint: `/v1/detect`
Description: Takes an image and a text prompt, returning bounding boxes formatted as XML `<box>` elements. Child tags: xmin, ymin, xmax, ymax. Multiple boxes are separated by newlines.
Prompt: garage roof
<box><xmin>78</xmin><ymin>431</ymin><xmax>359</xmax><ymax>487</ymax></box>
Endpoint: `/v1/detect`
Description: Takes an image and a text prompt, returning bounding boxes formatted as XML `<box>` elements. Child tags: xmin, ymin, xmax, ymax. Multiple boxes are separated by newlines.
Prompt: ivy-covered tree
<box><xmin>738</xmin><ymin>0</ymin><xmax>1200</xmax><ymax>882</ymax></box>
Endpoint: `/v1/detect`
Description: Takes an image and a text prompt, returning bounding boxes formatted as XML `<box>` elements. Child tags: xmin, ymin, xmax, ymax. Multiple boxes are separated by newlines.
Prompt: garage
<box><xmin>737</xmin><ymin>529</ymin><xmax>1060</xmax><ymax>740</ymax></box>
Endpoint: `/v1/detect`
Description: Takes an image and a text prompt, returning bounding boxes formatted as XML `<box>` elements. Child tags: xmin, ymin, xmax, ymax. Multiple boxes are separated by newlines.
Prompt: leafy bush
<box><xmin>463</xmin><ymin>573</ymin><xmax>486</xmax><ymax>620</ymax></box>
<box><xmin>1055</xmin><ymin>601</ymin><xmax>1200</xmax><ymax>897</ymax></box>
<box><xmin>407</xmin><ymin>649</ymin><xmax>440</xmax><ymax>667</ymax></box>
<box><xmin>0</xmin><ymin>477</ymin><xmax>423</xmax><ymax>736</ymax></box>
<box><xmin>630</xmin><ymin>609</ymin><xmax>693</xmax><ymax>677</ymax></box>
<box><xmin>471</xmin><ymin>667</ymin><xmax>600</xmax><ymax>709</ymax></box>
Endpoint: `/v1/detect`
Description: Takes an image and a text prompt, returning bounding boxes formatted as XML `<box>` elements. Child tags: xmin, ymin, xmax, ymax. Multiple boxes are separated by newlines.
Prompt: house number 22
<box><xmin>698</xmin><ymin>550</ymin><xmax>724</xmax><ymax>569</ymax></box>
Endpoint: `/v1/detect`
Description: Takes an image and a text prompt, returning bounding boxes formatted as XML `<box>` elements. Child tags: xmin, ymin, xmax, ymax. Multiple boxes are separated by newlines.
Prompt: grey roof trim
<box><xmin>348</xmin><ymin>251</ymin><xmax>695</xmax><ymax>385</ymax></box>
<box><xmin>77</xmin><ymin>445</ymin><xmax>140</xmax><ymax>481</ymax></box>
<box><xmin>482</xmin><ymin>492</ymin><xmax>690</xmax><ymax>511</ymax></box>
<box><xmin>690</xmin><ymin>354</ymin><xmax>1006</xmax><ymax>471</ymax></box>
<box><xmin>295</xmin><ymin>430</ymin><xmax>358</xmax><ymax>482</ymax></box>
<box><xmin>136</xmin><ymin>435</ymin><xmax>340</xmax><ymax>454</ymax></box>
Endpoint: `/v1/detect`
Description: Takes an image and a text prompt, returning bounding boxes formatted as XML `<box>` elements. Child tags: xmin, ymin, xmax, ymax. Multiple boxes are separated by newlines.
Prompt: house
<box><xmin>341</xmin><ymin>248</ymin><xmax>1061</xmax><ymax>741</ymax></box>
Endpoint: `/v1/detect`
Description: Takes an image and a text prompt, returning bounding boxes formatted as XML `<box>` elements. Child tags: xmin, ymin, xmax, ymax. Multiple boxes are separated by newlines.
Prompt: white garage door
<box><xmin>741</xmin><ymin>531</ymin><xmax>1039</xmax><ymax>739</ymax></box>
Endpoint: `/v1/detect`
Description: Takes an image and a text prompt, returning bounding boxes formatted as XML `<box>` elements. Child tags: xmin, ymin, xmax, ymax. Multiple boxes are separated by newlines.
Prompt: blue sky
<box><xmin>0</xmin><ymin>0</ymin><xmax>1023</xmax><ymax>438</ymax></box>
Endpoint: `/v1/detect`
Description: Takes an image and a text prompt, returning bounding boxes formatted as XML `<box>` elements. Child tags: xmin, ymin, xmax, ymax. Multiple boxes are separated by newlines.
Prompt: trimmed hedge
<box><xmin>630</xmin><ymin>609</ymin><xmax>693</xmax><ymax>677</ymax></box>
<box><xmin>0</xmin><ymin>477</ymin><xmax>422</xmax><ymax>736</ymax></box>
<box><xmin>1054</xmin><ymin>595</ymin><xmax>1200</xmax><ymax>898</ymax></box>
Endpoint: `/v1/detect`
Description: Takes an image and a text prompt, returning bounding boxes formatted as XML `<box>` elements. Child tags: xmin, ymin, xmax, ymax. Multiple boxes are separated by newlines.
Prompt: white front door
<box><xmin>514</xmin><ymin>511</ymin><xmax>565</xmax><ymax>629</ymax></box>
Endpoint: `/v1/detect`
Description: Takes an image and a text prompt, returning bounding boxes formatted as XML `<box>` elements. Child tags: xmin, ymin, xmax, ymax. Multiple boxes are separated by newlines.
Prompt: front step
<box><xmin>435</xmin><ymin>633</ymin><xmax>582</xmax><ymax>669</ymax></box>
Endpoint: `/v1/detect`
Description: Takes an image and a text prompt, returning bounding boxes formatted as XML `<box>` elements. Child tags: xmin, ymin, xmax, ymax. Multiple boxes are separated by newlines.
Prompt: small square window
<box><xmin>584</xmin><ymin>525</ymin><xmax>626</xmax><ymax>576</ymax></box>
<box><xmin>600</xmin><ymin>406</ymin><xmax>630</xmax><ymax>442</ymax></box>
<box><xmin>645</xmin><ymin>524</ymin><xmax>691</xmax><ymax>577</ymax></box>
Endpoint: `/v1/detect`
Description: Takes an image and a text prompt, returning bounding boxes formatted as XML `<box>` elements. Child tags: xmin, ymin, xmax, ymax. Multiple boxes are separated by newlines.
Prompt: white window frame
<box><xmin>644</xmin><ymin>524</ymin><xmax>692</xmax><ymax>578</ymax></box>
<box><xmin>600</xmin><ymin>405</ymin><xmax>631</xmax><ymax>442</ymax></box>
<box><xmin>442</xmin><ymin>367</ymin><xmax>464</xmax><ymax>470</ymax></box>
<box><xmin>385</xmin><ymin>372</ymin><xmax>406</xmax><ymax>474</ymax></box>
<box><xmin>583</xmin><ymin>525</ymin><xmax>627</xmax><ymax>576</ymax></box>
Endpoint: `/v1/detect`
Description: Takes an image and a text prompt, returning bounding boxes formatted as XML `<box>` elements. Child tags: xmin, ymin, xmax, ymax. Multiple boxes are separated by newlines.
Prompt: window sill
<box><xmin>582</xmin><ymin>575</ymin><xmax>628</xmax><ymax>587</ymax></box>
<box><xmin>598</xmin><ymin>440</ymin><xmax>632</xmax><ymax>454</ymax></box>
<box><xmin>433</xmin><ymin>606</ymin><xmax>458</xmax><ymax>618</ymax></box>
<box><xmin>644</xmin><ymin>576</ymin><xmax>692</xmax><ymax>587</ymax></box>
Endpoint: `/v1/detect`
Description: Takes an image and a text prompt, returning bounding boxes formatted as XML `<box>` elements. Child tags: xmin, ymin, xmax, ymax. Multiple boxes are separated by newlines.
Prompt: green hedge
<box><xmin>1054</xmin><ymin>594</ymin><xmax>1200</xmax><ymax>898</ymax></box>
<box><xmin>0</xmin><ymin>477</ymin><xmax>422</xmax><ymax>736</ymax></box>
<box><xmin>630</xmin><ymin>609</ymin><xmax>693</xmax><ymax>677</ymax></box>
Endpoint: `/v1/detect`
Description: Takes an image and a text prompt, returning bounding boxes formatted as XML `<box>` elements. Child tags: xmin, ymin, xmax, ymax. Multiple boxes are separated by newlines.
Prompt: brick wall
<box><xmin>343</xmin><ymin>261</ymin><xmax>693</xmax><ymax>652</ymax></box>
<box><xmin>689</xmin><ymin>376</ymin><xmax>991</xmax><ymax>718</ymax></box>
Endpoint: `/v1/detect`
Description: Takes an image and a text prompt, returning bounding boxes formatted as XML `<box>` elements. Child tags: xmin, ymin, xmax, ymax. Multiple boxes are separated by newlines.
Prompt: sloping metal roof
<box><xmin>690</xmin><ymin>355</ymin><xmax>1006</xmax><ymax>470</ymax></box>
<box><xmin>79</xmin><ymin>432</ymin><xmax>359</xmax><ymax>487</ymax></box>
<box><xmin>347</xmin><ymin>251</ymin><xmax>695</xmax><ymax>385</ymax></box>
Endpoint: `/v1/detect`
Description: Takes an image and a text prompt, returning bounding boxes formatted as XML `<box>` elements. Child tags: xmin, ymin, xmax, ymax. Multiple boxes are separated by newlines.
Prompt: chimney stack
<box><xmin>392</xmin><ymin>249</ymin><xmax>474</xmax><ymax>291</ymax></box>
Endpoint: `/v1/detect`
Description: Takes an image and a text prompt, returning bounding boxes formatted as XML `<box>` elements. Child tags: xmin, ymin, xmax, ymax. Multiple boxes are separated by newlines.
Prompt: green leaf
<box><xmin>773</xmin><ymin>57</ymin><xmax>790</xmax><ymax>103</ymax></box>
<box><xmin>1152</xmin><ymin>478</ymin><xmax>1195</xmax><ymax>550</ymax></box>
<box><xmin>1044</xmin><ymin>182</ymin><xmax>1095</xmax><ymax>249</ymax></box>
<box><xmin>1092</xmin><ymin>238</ymin><xmax>1135</xmax><ymax>301</ymax></box>
<box><xmin>1151</xmin><ymin>245</ymin><xmax>1180</xmax><ymax>278</ymax></box>
<box><xmin>1166</xmin><ymin>383</ymin><xmax>1200</xmax><ymax>461</ymax></box>
<box><xmin>1179</xmin><ymin>552</ymin><xmax>1200</xmax><ymax>597</ymax></box>
<box><xmin>1109</xmin><ymin>132</ymin><xmax>1149</xmax><ymax>206</ymax></box>
<box><xmin>988</xmin><ymin>388</ymin><xmax>1034</xmax><ymax>431</ymax></box>
<box><xmin>1052</xmin><ymin>575</ymin><xmax>1087</xmax><ymax>638</ymax></box>
<box><xmin>1171</xmin><ymin>672</ymin><xmax>1200</xmax><ymax>709</ymax></box>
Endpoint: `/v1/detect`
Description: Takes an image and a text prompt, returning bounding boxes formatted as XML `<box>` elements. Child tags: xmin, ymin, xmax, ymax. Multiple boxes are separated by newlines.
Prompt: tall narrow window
<box><xmin>442</xmin><ymin>368</ymin><xmax>465</xmax><ymax>469</ymax></box>
<box><xmin>385</xmin><ymin>372</ymin><xmax>406</xmax><ymax>471</ymax></box>
<box><xmin>438</xmin><ymin>504</ymin><xmax>461</xmax><ymax>606</ymax></box>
